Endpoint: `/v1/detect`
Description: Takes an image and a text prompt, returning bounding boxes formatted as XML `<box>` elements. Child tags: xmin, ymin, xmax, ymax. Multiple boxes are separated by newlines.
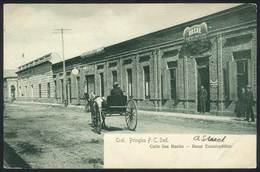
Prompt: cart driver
<box><xmin>111</xmin><ymin>82</ymin><xmax>123</xmax><ymax>96</ymax></box>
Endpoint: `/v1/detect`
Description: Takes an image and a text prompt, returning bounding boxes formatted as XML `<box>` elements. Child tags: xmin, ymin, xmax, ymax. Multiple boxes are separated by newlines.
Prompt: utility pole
<box><xmin>53</xmin><ymin>28</ymin><xmax>71</xmax><ymax>107</ymax></box>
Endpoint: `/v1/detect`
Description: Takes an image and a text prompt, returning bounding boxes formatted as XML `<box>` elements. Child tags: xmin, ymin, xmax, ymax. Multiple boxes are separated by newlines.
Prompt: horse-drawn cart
<box><xmin>90</xmin><ymin>95</ymin><xmax>137</xmax><ymax>133</ymax></box>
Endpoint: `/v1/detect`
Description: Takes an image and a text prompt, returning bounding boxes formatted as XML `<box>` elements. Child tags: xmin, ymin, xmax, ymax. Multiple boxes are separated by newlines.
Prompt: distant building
<box><xmin>16</xmin><ymin>53</ymin><xmax>60</xmax><ymax>102</ymax></box>
<box><xmin>4</xmin><ymin>69</ymin><xmax>18</xmax><ymax>101</ymax></box>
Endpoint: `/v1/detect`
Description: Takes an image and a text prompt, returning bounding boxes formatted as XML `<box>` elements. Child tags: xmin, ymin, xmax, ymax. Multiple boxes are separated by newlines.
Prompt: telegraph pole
<box><xmin>53</xmin><ymin>28</ymin><xmax>71</xmax><ymax>107</ymax></box>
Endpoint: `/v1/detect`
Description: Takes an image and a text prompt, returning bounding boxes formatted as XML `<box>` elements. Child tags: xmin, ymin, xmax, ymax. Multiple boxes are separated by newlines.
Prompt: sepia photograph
<box><xmin>3</xmin><ymin>3</ymin><xmax>257</xmax><ymax>169</ymax></box>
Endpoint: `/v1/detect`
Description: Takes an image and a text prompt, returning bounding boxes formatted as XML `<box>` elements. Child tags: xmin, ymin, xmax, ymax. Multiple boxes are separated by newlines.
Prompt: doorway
<box><xmin>196</xmin><ymin>57</ymin><xmax>210</xmax><ymax>112</ymax></box>
<box><xmin>85</xmin><ymin>75</ymin><xmax>95</xmax><ymax>94</ymax></box>
<box><xmin>67</xmin><ymin>78</ymin><xmax>72</xmax><ymax>104</ymax></box>
<box><xmin>236</xmin><ymin>59</ymin><xmax>248</xmax><ymax>98</ymax></box>
<box><xmin>100</xmin><ymin>73</ymin><xmax>104</xmax><ymax>97</ymax></box>
<box><xmin>11</xmin><ymin>85</ymin><xmax>16</xmax><ymax>100</ymax></box>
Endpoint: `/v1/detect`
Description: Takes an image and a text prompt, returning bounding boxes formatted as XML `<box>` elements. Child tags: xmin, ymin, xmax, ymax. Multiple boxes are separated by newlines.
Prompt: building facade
<box><xmin>16</xmin><ymin>4</ymin><xmax>257</xmax><ymax>116</ymax></box>
<box><xmin>16</xmin><ymin>53</ymin><xmax>60</xmax><ymax>102</ymax></box>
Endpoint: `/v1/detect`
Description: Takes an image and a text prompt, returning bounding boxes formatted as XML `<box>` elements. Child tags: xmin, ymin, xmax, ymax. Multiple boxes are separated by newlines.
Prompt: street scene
<box><xmin>4</xmin><ymin>102</ymin><xmax>256</xmax><ymax>168</ymax></box>
<box><xmin>4</xmin><ymin>3</ymin><xmax>257</xmax><ymax>169</ymax></box>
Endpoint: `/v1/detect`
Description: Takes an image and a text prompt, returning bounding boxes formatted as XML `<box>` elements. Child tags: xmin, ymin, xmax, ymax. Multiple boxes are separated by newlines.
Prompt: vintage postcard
<box><xmin>3</xmin><ymin>3</ymin><xmax>257</xmax><ymax>169</ymax></box>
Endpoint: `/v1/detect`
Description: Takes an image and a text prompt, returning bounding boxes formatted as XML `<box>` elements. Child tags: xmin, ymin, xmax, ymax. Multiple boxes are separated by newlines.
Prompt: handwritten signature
<box><xmin>193</xmin><ymin>135</ymin><xmax>226</xmax><ymax>142</ymax></box>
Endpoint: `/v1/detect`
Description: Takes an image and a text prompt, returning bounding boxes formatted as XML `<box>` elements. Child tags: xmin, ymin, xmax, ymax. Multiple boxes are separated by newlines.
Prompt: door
<box><xmin>67</xmin><ymin>78</ymin><xmax>72</xmax><ymax>103</ymax></box>
<box><xmin>236</xmin><ymin>59</ymin><xmax>248</xmax><ymax>98</ymax></box>
<box><xmin>196</xmin><ymin>57</ymin><xmax>210</xmax><ymax>112</ymax></box>
<box><xmin>61</xmin><ymin>79</ymin><xmax>64</xmax><ymax>101</ymax></box>
<box><xmin>100</xmin><ymin>73</ymin><xmax>104</xmax><ymax>97</ymax></box>
<box><xmin>86</xmin><ymin>75</ymin><xmax>95</xmax><ymax>94</ymax></box>
<box><xmin>11</xmin><ymin>85</ymin><xmax>16</xmax><ymax>99</ymax></box>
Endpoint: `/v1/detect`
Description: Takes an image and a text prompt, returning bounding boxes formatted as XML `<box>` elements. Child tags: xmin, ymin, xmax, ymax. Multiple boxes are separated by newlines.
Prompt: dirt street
<box><xmin>4</xmin><ymin>103</ymin><xmax>256</xmax><ymax>168</ymax></box>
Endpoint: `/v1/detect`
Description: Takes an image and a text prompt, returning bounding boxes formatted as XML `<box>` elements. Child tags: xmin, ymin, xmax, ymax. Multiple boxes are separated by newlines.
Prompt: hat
<box><xmin>113</xmin><ymin>81</ymin><xmax>119</xmax><ymax>86</ymax></box>
<box><xmin>246</xmin><ymin>85</ymin><xmax>251</xmax><ymax>88</ymax></box>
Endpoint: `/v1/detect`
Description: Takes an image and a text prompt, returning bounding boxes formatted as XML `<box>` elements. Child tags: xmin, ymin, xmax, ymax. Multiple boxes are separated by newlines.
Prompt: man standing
<box><xmin>84</xmin><ymin>81</ymin><xmax>89</xmax><ymax>112</ymax></box>
<box><xmin>199</xmin><ymin>85</ymin><xmax>208</xmax><ymax>114</ymax></box>
<box><xmin>236</xmin><ymin>88</ymin><xmax>246</xmax><ymax>118</ymax></box>
<box><xmin>245</xmin><ymin>85</ymin><xmax>255</xmax><ymax>122</ymax></box>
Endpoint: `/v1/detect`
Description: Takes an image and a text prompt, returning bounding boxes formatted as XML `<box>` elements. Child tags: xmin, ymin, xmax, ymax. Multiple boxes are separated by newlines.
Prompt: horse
<box><xmin>85</xmin><ymin>91</ymin><xmax>107</xmax><ymax>130</ymax></box>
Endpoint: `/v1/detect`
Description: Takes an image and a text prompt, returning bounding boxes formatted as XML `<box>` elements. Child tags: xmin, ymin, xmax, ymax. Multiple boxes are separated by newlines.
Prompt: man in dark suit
<box><xmin>199</xmin><ymin>85</ymin><xmax>208</xmax><ymax>114</ymax></box>
<box><xmin>245</xmin><ymin>85</ymin><xmax>255</xmax><ymax>122</ymax></box>
<box><xmin>111</xmin><ymin>82</ymin><xmax>123</xmax><ymax>96</ymax></box>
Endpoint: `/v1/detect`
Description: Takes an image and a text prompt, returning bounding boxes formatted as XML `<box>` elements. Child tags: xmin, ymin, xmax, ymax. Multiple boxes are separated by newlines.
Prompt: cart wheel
<box><xmin>125</xmin><ymin>99</ymin><xmax>137</xmax><ymax>131</ymax></box>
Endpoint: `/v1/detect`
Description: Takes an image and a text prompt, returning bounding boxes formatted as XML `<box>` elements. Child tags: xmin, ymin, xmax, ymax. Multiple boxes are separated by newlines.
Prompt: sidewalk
<box><xmin>8</xmin><ymin>100</ymin><xmax>256</xmax><ymax>125</ymax></box>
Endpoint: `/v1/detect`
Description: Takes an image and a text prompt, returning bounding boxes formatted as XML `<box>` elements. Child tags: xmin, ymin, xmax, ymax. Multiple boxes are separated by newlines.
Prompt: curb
<box><xmin>7</xmin><ymin>101</ymin><xmax>256</xmax><ymax>126</ymax></box>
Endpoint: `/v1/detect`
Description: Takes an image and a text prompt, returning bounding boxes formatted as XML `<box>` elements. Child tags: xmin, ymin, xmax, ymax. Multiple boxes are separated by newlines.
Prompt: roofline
<box><xmin>52</xmin><ymin>55</ymin><xmax>81</xmax><ymax>66</ymax></box>
<box><xmin>51</xmin><ymin>4</ymin><xmax>256</xmax><ymax>69</ymax></box>
<box><xmin>4</xmin><ymin>76</ymin><xmax>18</xmax><ymax>79</ymax></box>
<box><xmin>104</xmin><ymin>3</ymin><xmax>253</xmax><ymax>49</ymax></box>
<box><xmin>16</xmin><ymin>60</ymin><xmax>51</xmax><ymax>74</ymax></box>
<box><xmin>17</xmin><ymin>53</ymin><xmax>53</xmax><ymax>73</ymax></box>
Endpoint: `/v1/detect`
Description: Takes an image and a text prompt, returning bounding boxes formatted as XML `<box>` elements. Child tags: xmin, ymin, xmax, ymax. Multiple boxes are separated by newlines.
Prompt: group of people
<box><xmin>235</xmin><ymin>85</ymin><xmax>255</xmax><ymax>122</ymax></box>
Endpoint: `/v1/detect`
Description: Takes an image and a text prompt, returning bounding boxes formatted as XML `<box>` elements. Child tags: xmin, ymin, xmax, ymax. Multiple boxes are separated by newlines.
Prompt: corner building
<box><xmin>54</xmin><ymin>4</ymin><xmax>256</xmax><ymax>115</ymax></box>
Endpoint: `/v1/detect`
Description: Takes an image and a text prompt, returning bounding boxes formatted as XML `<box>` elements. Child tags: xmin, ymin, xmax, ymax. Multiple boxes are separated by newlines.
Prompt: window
<box><xmin>112</xmin><ymin>71</ymin><xmax>117</xmax><ymax>83</ymax></box>
<box><xmin>39</xmin><ymin>84</ymin><xmax>41</xmax><ymax>98</ymax></box>
<box><xmin>143</xmin><ymin>66</ymin><xmax>150</xmax><ymax>99</ymax></box>
<box><xmin>127</xmin><ymin>69</ymin><xmax>133</xmax><ymax>97</ymax></box>
<box><xmin>100</xmin><ymin>73</ymin><xmax>104</xmax><ymax>96</ymax></box>
<box><xmin>47</xmin><ymin>82</ymin><xmax>50</xmax><ymax>98</ymax></box>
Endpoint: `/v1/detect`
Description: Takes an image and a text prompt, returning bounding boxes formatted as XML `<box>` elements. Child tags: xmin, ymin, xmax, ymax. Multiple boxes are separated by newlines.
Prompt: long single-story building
<box><xmin>17</xmin><ymin>4</ymin><xmax>257</xmax><ymax>116</ymax></box>
<box><xmin>16</xmin><ymin>53</ymin><xmax>60</xmax><ymax>103</ymax></box>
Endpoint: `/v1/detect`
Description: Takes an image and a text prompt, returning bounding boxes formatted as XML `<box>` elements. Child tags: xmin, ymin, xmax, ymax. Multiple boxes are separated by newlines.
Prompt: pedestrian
<box><xmin>11</xmin><ymin>92</ymin><xmax>15</xmax><ymax>102</ymax></box>
<box><xmin>84</xmin><ymin>81</ymin><xmax>89</xmax><ymax>112</ymax></box>
<box><xmin>245</xmin><ymin>85</ymin><xmax>255</xmax><ymax>122</ymax></box>
<box><xmin>235</xmin><ymin>88</ymin><xmax>246</xmax><ymax>118</ymax></box>
<box><xmin>199</xmin><ymin>85</ymin><xmax>207</xmax><ymax>114</ymax></box>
